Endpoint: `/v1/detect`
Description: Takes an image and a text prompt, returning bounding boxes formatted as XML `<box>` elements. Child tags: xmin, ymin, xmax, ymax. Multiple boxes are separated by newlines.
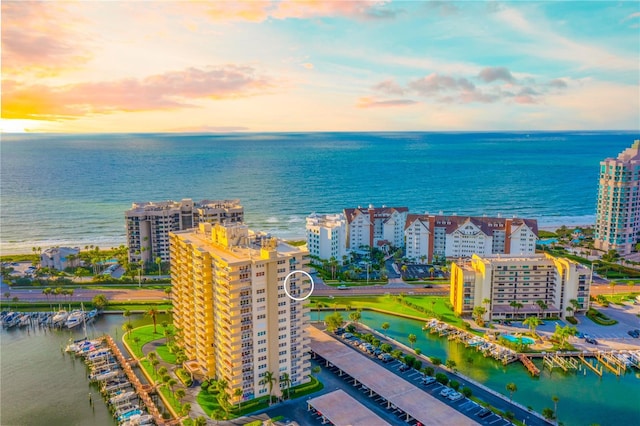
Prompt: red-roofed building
<box><xmin>405</xmin><ymin>214</ymin><xmax>538</xmax><ymax>262</ymax></box>
<box><xmin>343</xmin><ymin>205</ymin><xmax>409</xmax><ymax>249</ymax></box>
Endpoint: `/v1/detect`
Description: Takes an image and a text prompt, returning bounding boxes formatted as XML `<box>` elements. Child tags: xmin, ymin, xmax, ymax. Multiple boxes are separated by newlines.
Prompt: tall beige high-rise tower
<box><xmin>170</xmin><ymin>222</ymin><xmax>311</xmax><ymax>403</ymax></box>
<box><xmin>595</xmin><ymin>141</ymin><xmax>640</xmax><ymax>255</ymax></box>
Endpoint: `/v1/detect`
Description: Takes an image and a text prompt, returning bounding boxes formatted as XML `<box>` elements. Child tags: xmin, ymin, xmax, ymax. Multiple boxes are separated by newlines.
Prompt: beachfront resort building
<box><xmin>405</xmin><ymin>214</ymin><xmax>538</xmax><ymax>263</ymax></box>
<box><xmin>594</xmin><ymin>140</ymin><xmax>640</xmax><ymax>255</ymax></box>
<box><xmin>170</xmin><ymin>222</ymin><xmax>311</xmax><ymax>403</ymax></box>
<box><xmin>306</xmin><ymin>213</ymin><xmax>347</xmax><ymax>262</ymax></box>
<box><xmin>40</xmin><ymin>246</ymin><xmax>81</xmax><ymax>271</ymax></box>
<box><xmin>126</xmin><ymin>199</ymin><xmax>244</xmax><ymax>264</ymax></box>
<box><xmin>343</xmin><ymin>205</ymin><xmax>408</xmax><ymax>249</ymax></box>
<box><xmin>450</xmin><ymin>253</ymin><xmax>590</xmax><ymax>321</ymax></box>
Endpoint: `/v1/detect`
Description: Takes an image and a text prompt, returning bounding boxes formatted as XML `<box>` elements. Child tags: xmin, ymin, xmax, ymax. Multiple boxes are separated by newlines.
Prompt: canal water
<box><xmin>0</xmin><ymin>313</ymin><xmax>169</xmax><ymax>426</ymax></box>
<box><xmin>312</xmin><ymin>310</ymin><xmax>640</xmax><ymax>426</ymax></box>
<box><xmin>2</xmin><ymin>311</ymin><xmax>638</xmax><ymax>426</ymax></box>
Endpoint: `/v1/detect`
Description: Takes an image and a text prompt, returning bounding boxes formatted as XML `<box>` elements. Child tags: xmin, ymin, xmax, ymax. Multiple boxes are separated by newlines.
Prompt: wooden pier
<box><xmin>519</xmin><ymin>354</ymin><xmax>540</xmax><ymax>376</ymax></box>
<box><xmin>595</xmin><ymin>351</ymin><xmax>625</xmax><ymax>376</ymax></box>
<box><xmin>578</xmin><ymin>355</ymin><xmax>603</xmax><ymax>377</ymax></box>
<box><xmin>543</xmin><ymin>353</ymin><xmax>578</xmax><ymax>373</ymax></box>
<box><xmin>102</xmin><ymin>336</ymin><xmax>167</xmax><ymax>425</ymax></box>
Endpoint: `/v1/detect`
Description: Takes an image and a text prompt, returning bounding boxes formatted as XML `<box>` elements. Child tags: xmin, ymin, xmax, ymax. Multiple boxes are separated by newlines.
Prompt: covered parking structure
<box><xmin>307</xmin><ymin>390</ymin><xmax>391</xmax><ymax>425</ymax></box>
<box><xmin>309</xmin><ymin>327</ymin><xmax>478</xmax><ymax>426</ymax></box>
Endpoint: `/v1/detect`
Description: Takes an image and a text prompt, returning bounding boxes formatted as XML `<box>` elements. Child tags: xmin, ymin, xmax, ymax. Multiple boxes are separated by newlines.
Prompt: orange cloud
<box><xmin>2</xmin><ymin>65</ymin><xmax>275</xmax><ymax>121</ymax></box>
<box><xmin>1</xmin><ymin>2</ymin><xmax>92</xmax><ymax>77</ymax></box>
<box><xmin>194</xmin><ymin>0</ymin><xmax>394</xmax><ymax>22</ymax></box>
<box><xmin>357</xmin><ymin>97</ymin><xmax>418</xmax><ymax>108</ymax></box>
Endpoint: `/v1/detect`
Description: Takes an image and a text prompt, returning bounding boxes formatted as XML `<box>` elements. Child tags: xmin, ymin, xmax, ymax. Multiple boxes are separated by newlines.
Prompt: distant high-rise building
<box><xmin>305</xmin><ymin>213</ymin><xmax>347</xmax><ymax>263</ymax></box>
<box><xmin>404</xmin><ymin>214</ymin><xmax>538</xmax><ymax>262</ymax></box>
<box><xmin>125</xmin><ymin>199</ymin><xmax>243</xmax><ymax>263</ymax></box>
<box><xmin>595</xmin><ymin>141</ymin><xmax>640</xmax><ymax>255</ymax></box>
<box><xmin>170</xmin><ymin>222</ymin><xmax>311</xmax><ymax>403</ymax></box>
<box><xmin>343</xmin><ymin>205</ymin><xmax>408</xmax><ymax>249</ymax></box>
<box><xmin>450</xmin><ymin>253</ymin><xmax>590</xmax><ymax>321</ymax></box>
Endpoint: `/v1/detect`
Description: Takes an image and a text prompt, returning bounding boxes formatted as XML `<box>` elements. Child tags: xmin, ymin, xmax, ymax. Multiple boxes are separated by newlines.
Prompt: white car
<box><xmin>440</xmin><ymin>387</ymin><xmax>454</xmax><ymax>397</ymax></box>
<box><xmin>448</xmin><ymin>391</ymin><xmax>464</xmax><ymax>401</ymax></box>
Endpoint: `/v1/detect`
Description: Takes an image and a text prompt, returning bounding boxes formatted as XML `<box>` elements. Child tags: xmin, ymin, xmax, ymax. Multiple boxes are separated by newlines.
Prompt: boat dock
<box><xmin>102</xmin><ymin>335</ymin><xmax>165</xmax><ymax>424</ymax></box>
<box><xmin>521</xmin><ymin>350</ymin><xmax>640</xmax><ymax>377</ymax></box>
<box><xmin>519</xmin><ymin>354</ymin><xmax>540</xmax><ymax>376</ymax></box>
<box><xmin>424</xmin><ymin>319</ymin><xmax>519</xmax><ymax>365</ymax></box>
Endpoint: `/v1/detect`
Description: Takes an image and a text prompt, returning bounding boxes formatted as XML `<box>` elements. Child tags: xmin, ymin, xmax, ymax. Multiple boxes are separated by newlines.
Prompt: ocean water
<box><xmin>1</xmin><ymin>131</ymin><xmax>638</xmax><ymax>254</ymax></box>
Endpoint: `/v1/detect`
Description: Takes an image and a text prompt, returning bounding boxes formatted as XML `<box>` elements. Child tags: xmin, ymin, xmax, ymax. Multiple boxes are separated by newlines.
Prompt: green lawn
<box><xmin>599</xmin><ymin>291</ymin><xmax>639</xmax><ymax>304</ymax></box>
<box><xmin>197</xmin><ymin>376</ymin><xmax>323</xmax><ymax>419</ymax></box>
<box><xmin>123</xmin><ymin>324</ymin><xmax>173</xmax><ymax>359</ymax></box>
<box><xmin>309</xmin><ymin>294</ymin><xmax>466</xmax><ymax>328</ymax></box>
<box><xmin>325</xmin><ymin>281</ymin><xmax>388</xmax><ymax>287</ymax></box>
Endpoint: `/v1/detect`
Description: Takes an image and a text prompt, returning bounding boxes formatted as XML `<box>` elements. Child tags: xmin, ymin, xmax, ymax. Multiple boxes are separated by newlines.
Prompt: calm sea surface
<box><xmin>2</xmin><ymin>131</ymin><xmax>639</xmax><ymax>254</ymax></box>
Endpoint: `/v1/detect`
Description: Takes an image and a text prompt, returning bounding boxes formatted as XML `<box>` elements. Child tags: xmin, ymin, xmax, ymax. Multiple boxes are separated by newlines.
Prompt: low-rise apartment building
<box><xmin>126</xmin><ymin>198</ymin><xmax>243</xmax><ymax>264</ymax></box>
<box><xmin>344</xmin><ymin>205</ymin><xmax>408</xmax><ymax>249</ymax></box>
<box><xmin>405</xmin><ymin>215</ymin><xmax>537</xmax><ymax>262</ymax></box>
<box><xmin>40</xmin><ymin>247</ymin><xmax>81</xmax><ymax>271</ymax></box>
<box><xmin>306</xmin><ymin>213</ymin><xmax>347</xmax><ymax>263</ymax></box>
<box><xmin>170</xmin><ymin>222</ymin><xmax>311</xmax><ymax>403</ymax></box>
<box><xmin>450</xmin><ymin>253</ymin><xmax>590</xmax><ymax>321</ymax></box>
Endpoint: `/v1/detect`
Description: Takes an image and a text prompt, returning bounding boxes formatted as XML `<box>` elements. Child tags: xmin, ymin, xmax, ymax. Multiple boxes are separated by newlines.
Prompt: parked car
<box><xmin>341</xmin><ymin>333</ymin><xmax>353</xmax><ymax>340</ymax></box>
<box><xmin>378</xmin><ymin>353</ymin><xmax>393</xmax><ymax>363</ymax></box>
<box><xmin>373</xmin><ymin>349</ymin><xmax>382</xmax><ymax>357</ymax></box>
<box><xmin>628</xmin><ymin>330</ymin><xmax>640</xmax><ymax>338</ymax></box>
<box><xmin>421</xmin><ymin>376</ymin><xmax>436</xmax><ymax>385</ymax></box>
<box><xmin>585</xmin><ymin>337</ymin><xmax>598</xmax><ymax>345</ymax></box>
<box><xmin>439</xmin><ymin>387</ymin><xmax>454</xmax><ymax>397</ymax></box>
<box><xmin>398</xmin><ymin>363</ymin><xmax>411</xmax><ymax>372</ymax></box>
<box><xmin>337</xmin><ymin>285</ymin><xmax>348</xmax><ymax>290</ymax></box>
<box><xmin>423</xmin><ymin>284</ymin><xmax>433</xmax><ymax>288</ymax></box>
<box><xmin>477</xmin><ymin>408</ymin><xmax>492</xmax><ymax>418</ymax></box>
<box><xmin>335</xmin><ymin>327</ymin><xmax>345</xmax><ymax>336</ymax></box>
<box><xmin>448</xmin><ymin>391</ymin><xmax>464</xmax><ymax>401</ymax></box>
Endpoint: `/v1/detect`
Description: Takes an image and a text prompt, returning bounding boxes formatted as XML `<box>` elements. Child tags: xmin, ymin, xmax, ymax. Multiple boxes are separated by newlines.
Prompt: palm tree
<box><xmin>150</xmin><ymin>358</ymin><xmax>160</xmax><ymax>376</ymax></box>
<box><xmin>168</xmin><ymin>378</ymin><xmax>178</xmax><ymax>399</ymax></box>
<box><xmin>180</xmin><ymin>402</ymin><xmax>191</xmax><ymax>417</ymax></box>
<box><xmin>510</xmin><ymin>300</ymin><xmax>523</xmax><ymax>319</ymax></box>
<box><xmin>133</xmin><ymin>336</ymin><xmax>141</xmax><ymax>353</ymax></box>
<box><xmin>280</xmin><ymin>372</ymin><xmax>291</xmax><ymax>399</ymax></box>
<box><xmin>609</xmin><ymin>281</ymin><xmax>616</xmax><ymax>298</ymax></box>
<box><xmin>176</xmin><ymin>388</ymin><xmax>186</xmax><ymax>407</ymax></box>
<box><xmin>155</xmin><ymin>256</ymin><xmax>162</xmax><ymax>277</ymax></box>
<box><xmin>428</xmin><ymin>267</ymin><xmax>435</xmax><ymax>278</ymax></box>
<box><xmin>473</xmin><ymin>306</ymin><xmax>486</xmax><ymax>326</ymax></box>
<box><xmin>158</xmin><ymin>366</ymin><xmax>168</xmax><ymax>377</ymax></box>
<box><xmin>566</xmin><ymin>306</ymin><xmax>574</xmax><ymax>317</ymax></box>
<box><xmin>536</xmin><ymin>300</ymin><xmax>548</xmax><ymax>318</ymax></box>
<box><xmin>408</xmin><ymin>333</ymin><xmax>417</xmax><ymax>348</ymax></box>
<box><xmin>552</xmin><ymin>395</ymin><xmax>559</xmax><ymax>425</ymax></box>
<box><xmin>123</xmin><ymin>309</ymin><xmax>131</xmax><ymax>325</ymax></box>
<box><xmin>146</xmin><ymin>307</ymin><xmax>159</xmax><ymax>333</ymax></box>
<box><xmin>233</xmin><ymin>388</ymin><xmax>243</xmax><ymax>410</ymax></box>
<box><xmin>401</xmin><ymin>264</ymin><xmax>408</xmax><ymax>277</ymax></box>
<box><xmin>311</xmin><ymin>366</ymin><xmax>321</xmax><ymax>379</ymax></box>
<box><xmin>259</xmin><ymin>371</ymin><xmax>276</xmax><ymax>405</ymax></box>
<box><xmin>523</xmin><ymin>316</ymin><xmax>541</xmax><ymax>336</ymax></box>
<box><xmin>164</xmin><ymin>287</ymin><xmax>172</xmax><ymax>302</ymax></box>
<box><xmin>506</xmin><ymin>382</ymin><xmax>518</xmax><ymax>401</ymax></box>
<box><xmin>381</xmin><ymin>322</ymin><xmax>390</xmax><ymax>334</ymax></box>
<box><xmin>349</xmin><ymin>310</ymin><xmax>361</xmax><ymax>325</ymax></box>
<box><xmin>122</xmin><ymin>322</ymin><xmax>133</xmax><ymax>335</ymax></box>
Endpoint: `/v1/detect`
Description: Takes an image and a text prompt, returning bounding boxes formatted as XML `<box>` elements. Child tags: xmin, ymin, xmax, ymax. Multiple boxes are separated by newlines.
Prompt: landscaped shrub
<box><xmin>435</xmin><ymin>373</ymin><xmax>449</xmax><ymax>385</ymax></box>
<box><xmin>431</xmin><ymin>356</ymin><xmax>442</xmax><ymax>366</ymax></box>
<box><xmin>176</xmin><ymin>368</ymin><xmax>193</xmax><ymax>386</ymax></box>
<box><xmin>461</xmin><ymin>387</ymin><xmax>473</xmax><ymax>397</ymax></box>
<box><xmin>450</xmin><ymin>380</ymin><xmax>460</xmax><ymax>391</ymax></box>
<box><xmin>566</xmin><ymin>316</ymin><xmax>578</xmax><ymax>325</ymax></box>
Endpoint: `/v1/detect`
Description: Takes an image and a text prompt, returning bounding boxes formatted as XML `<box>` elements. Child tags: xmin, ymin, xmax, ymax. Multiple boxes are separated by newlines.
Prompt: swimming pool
<box><xmin>502</xmin><ymin>334</ymin><xmax>535</xmax><ymax>345</ymax></box>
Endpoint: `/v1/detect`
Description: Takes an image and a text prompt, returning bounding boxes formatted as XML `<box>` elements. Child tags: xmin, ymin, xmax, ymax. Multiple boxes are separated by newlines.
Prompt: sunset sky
<box><xmin>2</xmin><ymin>1</ymin><xmax>639</xmax><ymax>133</ymax></box>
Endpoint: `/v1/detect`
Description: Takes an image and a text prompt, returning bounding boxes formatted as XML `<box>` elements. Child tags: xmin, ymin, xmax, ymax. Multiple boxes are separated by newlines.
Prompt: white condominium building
<box><xmin>170</xmin><ymin>223</ymin><xmax>311</xmax><ymax>403</ymax></box>
<box><xmin>306</xmin><ymin>213</ymin><xmax>347</xmax><ymax>262</ymax></box>
<box><xmin>595</xmin><ymin>141</ymin><xmax>640</xmax><ymax>255</ymax></box>
<box><xmin>126</xmin><ymin>199</ymin><xmax>244</xmax><ymax>264</ymax></box>
<box><xmin>405</xmin><ymin>214</ymin><xmax>538</xmax><ymax>262</ymax></box>
<box><xmin>450</xmin><ymin>253</ymin><xmax>590</xmax><ymax>321</ymax></box>
<box><xmin>343</xmin><ymin>205</ymin><xmax>408</xmax><ymax>249</ymax></box>
<box><xmin>40</xmin><ymin>247</ymin><xmax>81</xmax><ymax>271</ymax></box>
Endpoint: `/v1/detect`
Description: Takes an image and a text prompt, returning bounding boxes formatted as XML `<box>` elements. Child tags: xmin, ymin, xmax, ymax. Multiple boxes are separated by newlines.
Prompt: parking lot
<box><xmin>314</xmin><ymin>328</ymin><xmax>528</xmax><ymax>426</ymax></box>
<box><xmin>400</xmin><ymin>264</ymin><xmax>444</xmax><ymax>280</ymax></box>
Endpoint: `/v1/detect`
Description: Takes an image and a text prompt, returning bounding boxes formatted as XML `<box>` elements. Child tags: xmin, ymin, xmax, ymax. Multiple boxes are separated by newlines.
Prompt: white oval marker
<box><xmin>283</xmin><ymin>270</ymin><xmax>315</xmax><ymax>301</ymax></box>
